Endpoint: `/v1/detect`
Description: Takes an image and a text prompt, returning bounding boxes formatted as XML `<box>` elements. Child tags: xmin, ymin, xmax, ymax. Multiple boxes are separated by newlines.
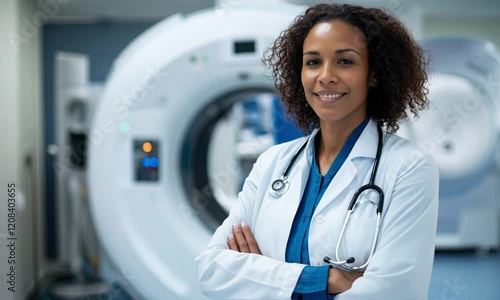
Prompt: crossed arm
<box><xmin>227</xmin><ymin>222</ymin><xmax>363</xmax><ymax>295</ymax></box>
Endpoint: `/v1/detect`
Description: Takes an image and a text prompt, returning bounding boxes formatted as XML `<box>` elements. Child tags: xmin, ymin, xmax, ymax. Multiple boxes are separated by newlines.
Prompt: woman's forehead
<box><xmin>304</xmin><ymin>20</ymin><xmax>367</xmax><ymax>52</ymax></box>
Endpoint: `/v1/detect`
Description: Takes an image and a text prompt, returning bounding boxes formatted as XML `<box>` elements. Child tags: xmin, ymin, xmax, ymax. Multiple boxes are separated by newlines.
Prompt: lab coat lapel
<box><xmin>313</xmin><ymin>120</ymin><xmax>379</xmax><ymax>215</ymax></box>
<box><xmin>273</xmin><ymin>129</ymin><xmax>319</xmax><ymax>259</ymax></box>
<box><xmin>313</xmin><ymin>160</ymin><xmax>358</xmax><ymax>214</ymax></box>
<box><xmin>286</xmin><ymin>128</ymin><xmax>320</xmax><ymax>202</ymax></box>
<box><xmin>282</xmin><ymin>150</ymin><xmax>310</xmax><ymax>211</ymax></box>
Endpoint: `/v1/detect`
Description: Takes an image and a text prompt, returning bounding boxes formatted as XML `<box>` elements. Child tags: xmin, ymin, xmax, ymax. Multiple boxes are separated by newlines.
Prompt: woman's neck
<box><xmin>317</xmin><ymin>116</ymin><xmax>367</xmax><ymax>166</ymax></box>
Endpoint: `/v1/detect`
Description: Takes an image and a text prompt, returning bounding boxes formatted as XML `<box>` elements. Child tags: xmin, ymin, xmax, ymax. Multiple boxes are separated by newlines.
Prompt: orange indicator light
<box><xmin>143</xmin><ymin>142</ymin><xmax>152</xmax><ymax>153</ymax></box>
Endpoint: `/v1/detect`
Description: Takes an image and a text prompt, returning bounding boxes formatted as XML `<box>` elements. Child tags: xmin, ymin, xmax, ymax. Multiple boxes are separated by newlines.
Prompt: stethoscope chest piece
<box><xmin>268</xmin><ymin>177</ymin><xmax>290</xmax><ymax>198</ymax></box>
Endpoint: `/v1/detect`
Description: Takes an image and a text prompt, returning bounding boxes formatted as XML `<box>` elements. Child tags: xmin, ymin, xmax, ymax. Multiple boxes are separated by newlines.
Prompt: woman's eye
<box><xmin>339</xmin><ymin>58</ymin><xmax>353</xmax><ymax>65</ymax></box>
<box><xmin>305</xmin><ymin>59</ymin><xmax>319</xmax><ymax>66</ymax></box>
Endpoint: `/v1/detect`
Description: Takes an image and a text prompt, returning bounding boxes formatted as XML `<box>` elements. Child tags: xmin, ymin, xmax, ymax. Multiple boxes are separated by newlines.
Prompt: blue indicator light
<box><xmin>150</xmin><ymin>157</ymin><xmax>159</xmax><ymax>168</ymax></box>
<box><xmin>142</xmin><ymin>157</ymin><xmax>151</xmax><ymax>168</ymax></box>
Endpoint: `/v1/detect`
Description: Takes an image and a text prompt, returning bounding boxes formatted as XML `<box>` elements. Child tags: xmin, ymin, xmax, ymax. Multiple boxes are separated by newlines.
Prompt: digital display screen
<box><xmin>234</xmin><ymin>40</ymin><xmax>256</xmax><ymax>54</ymax></box>
<box><xmin>133</xmin><ymin>140</ymin><xmax>159</xmax><ymax>182</ymax></box>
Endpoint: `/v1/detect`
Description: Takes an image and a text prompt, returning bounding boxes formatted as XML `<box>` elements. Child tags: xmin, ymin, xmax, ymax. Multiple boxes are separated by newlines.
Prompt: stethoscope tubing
<box><xmin>334</xmin><ymin>125</ymin><xmax>384</xmax><ymax>271</ymax></box>
<box><xmin>269</xmin><ymin>124</ymin><xmax>385</xmax><ymax>271</ymax></box>
<box><xmin>282</xmin><ymin>137</ymin><xmax>309</xmax><ymax>179</ymax></box>
<box><xmin>268</xmin><ymin>137</ymin><xmax>308</xmax><ymax>198</ymax></box>
<box><xmin>335</xmin><ymin>211</ymin><xmax>382</xmax><ymax>271</ymax></box>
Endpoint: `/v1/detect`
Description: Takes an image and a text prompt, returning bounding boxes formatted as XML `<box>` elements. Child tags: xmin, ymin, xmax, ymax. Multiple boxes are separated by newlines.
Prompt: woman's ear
<box><xmin>369</xmin><ymin>71</ymin><xmax>377</xmax><ymax>87</ymax></box>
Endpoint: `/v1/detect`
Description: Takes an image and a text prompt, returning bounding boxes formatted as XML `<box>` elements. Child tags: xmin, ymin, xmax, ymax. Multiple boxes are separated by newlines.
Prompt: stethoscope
<box><xmin>268</xmin><ymin>125</ymin><xmax>385</xmax><ymax>272</ymax></box>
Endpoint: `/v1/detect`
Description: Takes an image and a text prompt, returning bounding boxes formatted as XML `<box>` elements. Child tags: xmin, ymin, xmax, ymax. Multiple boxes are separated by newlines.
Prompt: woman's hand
<box><xmin>327</xmin><ymin>268</ymin><xmax>364</xmax><ymax>295</ymax></box>
<box><xmin>227</xmin><ymin>222</ymin><xmax>262</xmax><ymax>254</ymax></box>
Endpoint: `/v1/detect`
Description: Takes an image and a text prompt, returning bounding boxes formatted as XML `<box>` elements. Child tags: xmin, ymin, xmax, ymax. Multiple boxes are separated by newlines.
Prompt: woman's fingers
<box><xmin>241</xmin><ymin>222</ymin><xmax>261</xmax><ymax>254</ymax></box>
<box><xmin>232</xmin><ymin>223</ymin><xmax>250</xmax><ymax>253</ymax></box>
<box><xmin>227</xmin><ymin>234</ymin><xmax>238</xmax><ymax>251</ymax></box>
<box><xmin>227</xmin><ymin>222</ymin><xmax>261</xmax><ymax>254</ymax></box>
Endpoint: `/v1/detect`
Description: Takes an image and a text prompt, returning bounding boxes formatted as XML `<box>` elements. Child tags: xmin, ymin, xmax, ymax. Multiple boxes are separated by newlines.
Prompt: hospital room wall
<box><xmin>0</xmin><ymin>0</ymin><xmax>43</xmax><ymax>299</ymax></box>
<box><xmin>41</xmin><ymin>21</ymin><xmax>154</xmax><ymax>265</ymax></box>
<box><xmin>422</xmin><ymin>16</ymin><xmax>500</xmax><ymax>49</ymax></box>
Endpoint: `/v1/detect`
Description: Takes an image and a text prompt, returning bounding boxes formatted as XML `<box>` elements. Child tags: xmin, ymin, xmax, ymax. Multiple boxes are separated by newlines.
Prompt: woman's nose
<box><xmin>318</xmin><ymin>65</ymin><xmax>338</xmax><ymax>84</ymax></box>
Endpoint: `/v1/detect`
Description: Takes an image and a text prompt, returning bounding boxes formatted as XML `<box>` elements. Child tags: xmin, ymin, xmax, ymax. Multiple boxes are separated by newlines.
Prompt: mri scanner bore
<box><xmin>84</xmin><ymin>3</ymin><xmax>500</xmax><ymax>300</ymax></box>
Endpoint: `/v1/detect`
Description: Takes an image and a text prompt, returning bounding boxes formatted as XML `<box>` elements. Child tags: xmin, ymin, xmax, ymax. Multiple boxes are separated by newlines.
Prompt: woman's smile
<box><xmin>314</xmin><ymin>90</ymin><xmax>348</xmax><ymax>104</ymax></box>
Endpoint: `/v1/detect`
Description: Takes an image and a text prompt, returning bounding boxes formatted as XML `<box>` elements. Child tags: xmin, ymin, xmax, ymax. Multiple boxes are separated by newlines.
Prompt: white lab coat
<box><xmin>195</xmin><ymin>119</ymin><xmax>439</xmax><ymax>300</ymax></box>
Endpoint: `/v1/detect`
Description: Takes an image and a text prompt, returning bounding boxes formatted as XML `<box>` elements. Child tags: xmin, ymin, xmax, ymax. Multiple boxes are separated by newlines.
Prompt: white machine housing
<box><xmin>87</xmin><ymin>3</ymin><xmax>305</xmax><ymax>299</ymax></box>
<box><xmin>398</xmin><ymin>38</ymin><xmax>500</xmax><ymax>251</ymax></box>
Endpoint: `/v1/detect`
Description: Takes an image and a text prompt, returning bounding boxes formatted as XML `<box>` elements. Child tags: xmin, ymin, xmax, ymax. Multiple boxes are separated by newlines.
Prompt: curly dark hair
<box><xmin>262</xmin><ymin>3</ymin><xmax>429</xmax><ymax>133</ymax></box>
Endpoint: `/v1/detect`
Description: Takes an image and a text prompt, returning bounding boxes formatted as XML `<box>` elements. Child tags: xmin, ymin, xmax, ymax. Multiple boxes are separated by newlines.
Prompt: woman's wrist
<box><xmin>327</xmin><ymin>267</ymin><xmax>363</xmax><ymax>295</ymax></box>
<box><xmin>327</xmin><ymin>268</ymin><xmax>340</xmax><ymax>294</ymax></box>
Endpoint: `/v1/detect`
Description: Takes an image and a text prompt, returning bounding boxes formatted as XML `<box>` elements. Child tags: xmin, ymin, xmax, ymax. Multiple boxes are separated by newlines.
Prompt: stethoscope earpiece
<box><xmin>323</xmin><ymin>256</ymin><xmax>356</xmax><ymax>265</ymax></box>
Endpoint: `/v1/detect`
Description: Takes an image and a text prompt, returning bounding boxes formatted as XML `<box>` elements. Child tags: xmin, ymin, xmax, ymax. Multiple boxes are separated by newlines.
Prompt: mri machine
<box><xmin>397</xmin><ymin>38</ymin><xmax>500</xmax><ymax>251</ymax></box>
<box><xmin>86</xmin><ymin>2</ymin><xmax>500</xmax><ymax>299</ymax></box>
<box><xmin>87</xmin><ymin>2</ymin><xmax>306</xmax><ymax>299</ymax></box>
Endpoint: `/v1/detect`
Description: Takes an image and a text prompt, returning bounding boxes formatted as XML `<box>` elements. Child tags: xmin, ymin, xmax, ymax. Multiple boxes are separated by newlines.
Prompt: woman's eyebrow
<box><xmin>335</xmin><ymin>48</ymin><xmax>360</xmax><ymax>55</ymax></box>
<box><xmin>303</xmin><ymin>48</ymin><xmax>360</xmax><ymax>56</ymax></box>
<box><xmin>303</xmin><ymin>50</ymin><xmax>320</xmax><ymax>56</ymax></box>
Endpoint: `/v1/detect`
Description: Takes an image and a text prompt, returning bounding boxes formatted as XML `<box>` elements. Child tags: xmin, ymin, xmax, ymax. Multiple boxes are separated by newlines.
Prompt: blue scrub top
<box><xmin>286</xmin><ymin>117</ymin><xmax>370</xmax><ymax>299</ymax></box>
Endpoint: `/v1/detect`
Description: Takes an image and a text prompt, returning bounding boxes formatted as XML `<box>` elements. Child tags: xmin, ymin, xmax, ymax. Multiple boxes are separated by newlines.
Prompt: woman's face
<box><xmin>301</xmin><ymin>19</ymin><xmax>373</xmax><ymax>128</ymax></box>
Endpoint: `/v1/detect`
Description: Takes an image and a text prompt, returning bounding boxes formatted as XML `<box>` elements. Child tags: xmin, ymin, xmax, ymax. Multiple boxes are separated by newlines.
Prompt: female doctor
<box><xmin>195</xmin><ymin>3</ymin><xmax>438</xmax><ymax>299</ymax></box>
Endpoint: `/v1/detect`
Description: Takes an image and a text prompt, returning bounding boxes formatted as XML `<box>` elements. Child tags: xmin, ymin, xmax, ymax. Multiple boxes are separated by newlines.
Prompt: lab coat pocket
<box><xmin>338</xmin><ymin>203</ymin><xmax>378</xmax><ymax>268</ymax></box>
